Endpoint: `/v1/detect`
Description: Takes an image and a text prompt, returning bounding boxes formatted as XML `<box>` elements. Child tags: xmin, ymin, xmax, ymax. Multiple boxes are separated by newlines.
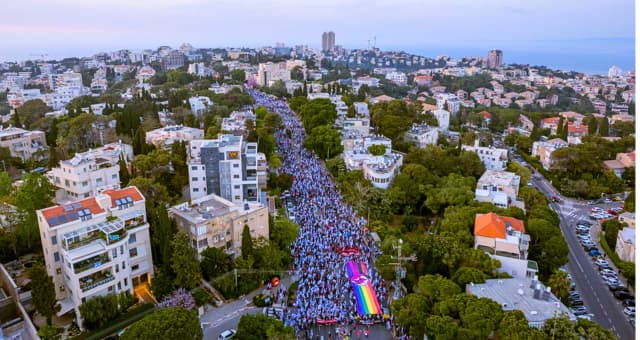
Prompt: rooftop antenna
<box><xmin>367</xmin><ymin>39</ymin><xmax>371</xmax><ymax>50</ymax></box>
<box><xmin>373</xmin><ymin>36</ymin><xmax>377</xmax><ymax>48</ymax></box>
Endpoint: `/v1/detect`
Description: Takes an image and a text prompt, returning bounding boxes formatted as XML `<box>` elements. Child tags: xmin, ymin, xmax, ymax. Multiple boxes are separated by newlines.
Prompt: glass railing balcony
<box><xmin>73</xmin><ymin>253</ymin><xmax>110</xmax><ymax>274</ymax></box>
<box><xmin>80</xmin><ymin>270</ymin><xmax>114</xmax><ymax>292</ymax></box>
<box><xmin>65</xmin><ymin>231</ymin><xmax>103</xmax><ymax>251</ymax></box>
<box><xmin>124</xmin><ymin>216</ymin><xmax>145</xmax><ymax>230</ymax></box>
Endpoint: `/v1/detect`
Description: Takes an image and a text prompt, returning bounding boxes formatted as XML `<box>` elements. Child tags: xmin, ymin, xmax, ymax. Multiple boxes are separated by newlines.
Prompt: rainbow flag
<box><xmin>346</xmin><ymin>261</ymin><xmax>382</xmax><ymax>315</ymax></box>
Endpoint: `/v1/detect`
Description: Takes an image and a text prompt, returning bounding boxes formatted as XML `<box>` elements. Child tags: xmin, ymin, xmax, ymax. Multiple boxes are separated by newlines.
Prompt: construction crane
<box><xmin>389</xmin><ymin>238</ymin><xmax>417</xmax><ymax>300</ymax></box>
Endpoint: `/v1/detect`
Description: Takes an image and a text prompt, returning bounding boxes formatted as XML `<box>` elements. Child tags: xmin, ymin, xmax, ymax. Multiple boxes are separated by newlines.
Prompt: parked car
<box><xmin>218</xmin><ymin>329</ymin><xmax>237</xmax><ymax>340</ymax></box>
<box><xmin>624</xmin><ymin>307</ymin><xmax>635</xmax><ymax>316</ymax></box>
<box><xmin>571</xmin><ymin>307</ymin><xmax>588</xmax><ymax>315</ymax></box>
<box><xmin>604</xmin><ymin>198</ymin><xmax>613</xmax><ymax>203</ymax></box>
<box><xmin>577</xmin><ymin>220</ymin><xmax>593</xmax><ymax>226</ymax></box>
<box><xmin>624</xmin><ymin>299</ymin><xmax>635</xmax><ymax>307</ymax></box>
<box><xmin>594</xmin><ymin>258</ymin><xmax>610</xmax><ymax>268</ymax></box>
<box><xmin>615</xmin><ymin>291</ymin><xmax>634</xmax><ymax>300</ymax></box>
<box><xmin>589</xmin><ymin>249</ymin><xmax>602</xmax><ymax>257</ymax></box>
<box><xmin>601</xmin><ymin>268</ymin><xmax>617</xmax><ymax>276</ymax></box>
<box><xmin>610</xmin><ymin>285</ymin><xmax>629</xmax><ymax>292</ymax></box>
<box><xmin>570</xmin><ymin>299</ymin><xmax>584</xmax><ymax>306</ymax></box>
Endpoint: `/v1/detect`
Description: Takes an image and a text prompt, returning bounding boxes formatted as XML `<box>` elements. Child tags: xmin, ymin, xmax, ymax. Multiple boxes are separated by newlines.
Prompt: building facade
<box><xmin>322</xmin><ymin>31</ymin><xmax>336</xmax><ymax>52</ymax></box>
<box><xmin>169</xmin><ymin>194</ymin><xmax>269</xmax><ymax>258</ymax></box>
<box><xmin>531</xmin><ymin>138</ymin><xmax>568</xmax><ymax>170</ymax></box>
<box><xmin>47</xmin><ymin>142</ymin><xmax>133</xmax><ymax>203</ymax></box>
<box><xmin>404</xmin><ymin>124</ymin><xmax>439</xmax><ymax>148</ymax></box>
<box><xmin>145</xmin><ymin>125</ymin><xmax>204</xmax><ymax>150</ymax></box>
<box><xmin>487</xmin><ymin>49</ymin><xmax>503</xmax><ymax>69</ymax></box>
<box><xmin>461</xmin><ymin>140</ymin><xmax>508</xmax><ymax>171</ymax></box>
<box><xmin>475</xmin><ymin>170</ymin><xmax>522</xmax><ymax>209</ymax></box>
<box><xmin>0</xmin><ymin>126</ymin><xmax>47</xmax><ymax>161</ymax></box>
<box><xmin>188</xmin><ymin>135</ymin><xmax>262</xmax><ymax>204</ymax></box>
<box><xmin>615</xmin><ymin>227</ymin><xmax>635</xmax><ymax>262</ymax></box>
<box><xmin>37</xmin><ymin>187</ymin><xmax>153</xmax><ymax>329</ymax></box>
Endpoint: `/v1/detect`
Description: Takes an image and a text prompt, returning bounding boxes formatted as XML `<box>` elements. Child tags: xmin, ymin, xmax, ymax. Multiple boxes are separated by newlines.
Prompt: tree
<box><xmin>171</xmin><ymin>232</ymin><xmax>201</xmax><ymax>290</ymax></box>
<box><xmin>118</xmin><ymin>156</ymin><xmax>130</xmax><ymax>187</ymax></box>
<box><xmin>367</xmin><ymin>144</ymin><xmax>387</xmax><ymax>156</ymax></box>
<box><xmin>496</xmin><ymin>310</ymin><xmax>545</xmax><ymax>340</ymax></box>
<box><xmin>624</xmin><ymin>191</ymin><xmax>635</xmax><ymax>212</ymax></box>
<box><xmin>14</xmin><ymin>173</ymin><xmax>54</xmax><ymax>252</ymax></box>
<box><xmin>231</xmin><ymin>69</ymin><xmax>246</xmax><ymax>82</ymax></box>
<box><xmin>303</xmin><ymin>125</ymin><xmax>343</xmax><ymax>159</ymax></box>
<box><xmin>414</xmin><ymin>274</ymin><xmax>461</xmax><ymax>307</ymax></box>
<box><xmin>200</xmin><ymin>246</ymin><xmax>234</xmax><ymax>280</ymax></box>
<box><xmin>122</xmin><ymin>307</ymin><xmax>203</xmax><ymax>340</ymax></box>
<box><xmin>451</xmin><ymin>267</ymin><xmax>487</xmax><ymax>286</ymax></box>
<box><xmin>241</xmin><ymin>224</ymin><xmax>254</xmax><ymax>259</ymax></box>
<box><xmin>290</xmin><ymin>66</ymin><xmax>304</xmax><ymax>81</ymax></box>
<box><xmin>602</xmin><ymin>219</ymin><xmax>624</xmax><ymax>250</ymax></box>
<box><xmin>391</xmin><ymin>293</ymin><xmax>429</xmax><ymax>339</ymax></box>
<box><xmin>0</xmin><ymin>171</ymin><xmax>13</xmax><ymax>197</ymax></box>
<box><xmin>270</xmin><ymin>218</ymin><xmax>299</xmax><ymax>251</ymax></box>
<box><xmin>425</xmin><ymin>315</ymin><xmax>459</xmax><ymax>340</ymax></box>
<box><xmin>79</xmin><ymin>294</ymin><xmax>119</xmax><ymax>330</ymax></box>
<box><xmin>29</xmin><ymin>264</ymin><xmax>58</xmax><ymax>325</ymax></box>
<box><xmin>268</xmin><ymin>80</ymin><xmax>288</xmax><ymax>98</ymax></box>
<box><xmin>547</xmin><ymin>270</ymin><xmax>571</xmax><ymax>303</ymax></box>
<box><xmin>541</xmin><ymin>316</ymin><xmax>580</xmax><ymax>340</ymax></box>
<box><xmin>236</xmin><ymin>314</ymin><xmax>295</xmax><ymax>340</ymax></box>
<box><xmin>598</xmin><ymin>117</ymin><xmax>609</xmax><ymax>137</ymax></box>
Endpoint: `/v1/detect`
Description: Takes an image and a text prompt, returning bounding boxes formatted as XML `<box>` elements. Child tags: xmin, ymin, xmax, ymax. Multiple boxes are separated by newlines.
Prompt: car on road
<box><xmin>589</xmin><ymin>249</ymin><xmax>602</xmax><ymax>257</ymax></box>
<box><xmin>591</xmin><ymin>207</ymin><xmax>604</xmax><ymax>213</ymax></box>
<box><xmin>604</xmin><ymin>277</ymin><xmax>622</xmax><ymax>286</ymax></box>
<box><xmin>604</xmin><ymin>198</ymin><xmax>613</xmax><ymax>203</ymax></box>
<box><xmin>577</xmin><ymin>314</ymin><xmax>594</xmax><ymax>321</ymax></box>
<box><xmin>624</xmin><ymin>307</ymin><xmax>635</xmax><ymax>316</ymax></box>
<box><xmin>610</xmin><ymin>285</ymin><xmax>630</xmax><ymax>292</ymax></box>
<box><xmin>570</xmin><ymin>299</ymin><xmax>584</xmax><ymax>306</ymax></box>
<box><xmin>571</xmin><ymin>306</ymin><xmax>588</xmax><ymax>315</ymax></box>
<box><xmin>600</xmin><ymin>268</ymin><xmax>616</xmax><ymax>275</ymax></box>
<box><xmin>218</xmin><ymin>329</ymin><xmax>237</xmax><ymax>340</ymax></box>
<box><xmin>578</xmin><ymin>220</ymin><xmax>593</xmax><ymax>226</ymax></box>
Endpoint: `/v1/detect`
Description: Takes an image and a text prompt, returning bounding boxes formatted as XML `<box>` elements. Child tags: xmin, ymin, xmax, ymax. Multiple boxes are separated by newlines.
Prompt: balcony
<box><xmin>65</xmin><ymin>231</ymin><xmax>103</xmax><ymax>251</ymax></box>
<box><xmin>80</xmin><ymin>270</ymin><xmax>115</xmax><ymax>292</ymax></box>
<box><xmin>124</xmin><ymin>216</ymin><xmax>145</xmax><ymax>230</ymax></box>
<box><xmin>74</xmin><ymin>253</ymin><xmax>110</xmax><ymax>274</ymax></box>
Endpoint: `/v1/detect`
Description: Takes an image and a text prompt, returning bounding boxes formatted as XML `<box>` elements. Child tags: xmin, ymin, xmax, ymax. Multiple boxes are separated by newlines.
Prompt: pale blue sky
<box><xmin>1</xmin><ymin>0</ymin><xmax>635</xmax><ymax>68</ymax></box>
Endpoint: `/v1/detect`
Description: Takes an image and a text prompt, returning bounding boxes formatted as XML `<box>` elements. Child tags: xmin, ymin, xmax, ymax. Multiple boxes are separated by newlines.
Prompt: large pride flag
<box><xmin>345</xmin><ymin>261</ymin><xmax>382</xmax><ymax>315</ymax></box>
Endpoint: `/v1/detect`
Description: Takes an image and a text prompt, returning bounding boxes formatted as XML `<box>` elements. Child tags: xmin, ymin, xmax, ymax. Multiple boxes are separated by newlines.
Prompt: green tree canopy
<box><xmin>236</xmin><ymin>313</ymin><xmax>295</xmax><ymax>340</ymax></box>
<box><xmin>29</xmin><ymin>263</ymin><xmax>58</xmax><ymax>325</ymax></box>
<box><xmin>199</xmin><ymin>246</ymin><xmax>233</xmax><ymax>280</ymax></box>
<box><xmin>122</xmin><ymin>307</ymin><xmax>203</xmax><ymax>340</ymax></box>
<box><xmin>303</xmin><ymin>125</ymin><xmax>343</xmax><ymax>159</ymax></box>
<box><xmin>171</xmin><ymin>232</ymin><xmax>201</xmax><ymax>289</ymax></box>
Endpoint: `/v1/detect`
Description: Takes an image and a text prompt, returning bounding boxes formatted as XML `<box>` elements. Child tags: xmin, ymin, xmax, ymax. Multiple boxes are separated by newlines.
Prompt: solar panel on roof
<box><xmin>48</xmin><ymin>217</ymin><xmax>58</xmax><ymax>225</ymax></box>
<box><xmin>68</xmin><ymin>213</ymin><xmax>77</xmax><ymax>220</ymax></box>
<box><xmin>84</xmin><ymin>208</ymin><xmax>91</xmax><ymax>215</ymax></box>
<box><xmin>78</xmin><ymin>210</ymin><xmax>85</xmax><ymax>217</ymax></box>
<box><xmin>63</xmin><ymin>205</ymin><xmax>73</xmax><ymax>211</ymax></box>
<box><xmin>72</xmin><ymin>203</ymin><xmax>82</xmax><ymax>209</ymax></box>
<box><xmin>58</xmin><ymin>215</ymin><xmax>68</xmax><ymax>223</ymax></box>
<box><xmin>115</xmin><ymin>198</ymin><xmax>122</xmax><ymax>206</ymax></box>
<box><xmin>126</xmin><ymin>196</ymin><xmax>133</xmax><ymax>203</ymax></box>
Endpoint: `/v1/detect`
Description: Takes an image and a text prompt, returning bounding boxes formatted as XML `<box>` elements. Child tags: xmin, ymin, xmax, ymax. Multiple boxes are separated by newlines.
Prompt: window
<box><xmin>233</xmin><ymin>174</ymin><xmax>240</xmax><ymax>179</ymax></box>
<box><xmin>54</xmin><ymin>252</ymin><xmax>60</xmax><ymax>262</ymax></box>
<box><xmin>120</xmin><ymin>245</ymin><xmax>124</xmax><ymax>255</ymax></box>
<box><xmin>234</xmin><ymin>185</ymin><xmax>240</xmax><ymax>189</ymax></box>
<box><xmin>56</xmin><ymin>267</ymin><xmax>62</xmax><ymax>274</ymax></box>
<box><xmin>116</xmin><ymin>264</ymin><xmax>119</xmax><ymax>273</ymax></box>
<box><xmin>60</xmin><ymin>286</ymin><xmax>65</xmax><ymax>292</ymax></box>
<box><xmin>117</xmin><ymin>282</ymin><xmax>121</xmax><ymax>290</ymax></box>
<box><xmin>82</xmin><ymin>181</ymin><xmax>88</xmax><ymax>187</ymax></box>
<box><xmin>129</xmin><ymin>247</ymin><xmax>138</xmax><ymax>257</ymax></box>
<box><xmin>233</xmin><ymin>164</ymin><xmax>239</xmax><ymax>168</ymax></box>
<box><xmin>192</xmin><ymin>177</ymin><xmax>198</xmax><ymax>181</ymax></box>
<box><xmin>131</xmin><ymin>264</ymin><xmax>139</xmax><ymax>271</ymax></box>
<box><xmin>51</xmin><ymin>235</ymin><xmax>57</xmax><ymax>245</ymax></box>
<box><xmin>191</xmin><ymin>166</ymin><xmax>198</xmax><ymax>170</ymax></box>
<box><xmin>122</xmin><ymin>261</ymin><xmax>125</xmax><ymax>269</ymax></box>
<box><xmin>112</xmin><ymin>174</ymin><xmax>117</xmax><ymax>179</ymax></box>
<box><xmin>124</xmin><ymin>278</ymin><xmax>128</xmax><ymax>286</ymax></box>
<box><xmin>112</xmin><ymin>249</ymin><xmax>118</xmax><ymax>258</ymax></box>
<box><xmin>129</xmin><ymin>233</ymin><xmax>136</xmax><ymax>244</ymax></box>
<box><xmin>198</xmin><ymin>239</ymin><xmax>208</xmax><ymax>248</ymax></box>
<box><xmin>193</xmin><ymin>188</ymin><xmax>199</xmax><ymax>192</ymax></box>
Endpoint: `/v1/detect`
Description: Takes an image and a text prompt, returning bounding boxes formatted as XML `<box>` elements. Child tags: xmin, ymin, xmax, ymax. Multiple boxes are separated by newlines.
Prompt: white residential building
<box><xmin>47</xmin><ymin>142</ymin><xmax>134</xmax><ymax>202</ymax></box>
<box><xmin>462</xmin><ymin>139</ymin><xmax>508</xmax><ymax>171</ymax></box>
<box><xmin>169</xmin><ymin>194</ymin><xmax>269</xmax><ymax>258</ymax></box>
<box><xmin>136</xmin><ymin>65</ymin><xmax>156</xmax><ymax>83</ymax></box>
<box><xmin>467</xmin><ymin>278</ymin><xmax>575</xmax><ymax>328</ymax></box>
<box><xmin>531</xmin><ymin>138</ymin><xmax>568</xmax><ymax>170</ymax></box>
<box><xmin>385</xmin><ymin>71</ymin><xmax>407</xmax><ymax>86</ymax></box>
<box><xmin>188</xmin><ymin>135</ymin><xmax>263</xmax><ymax>204</ymax></box>
<box><xmin>342</xmin><ymin>135</ymin><xmax>402</xmax><ymax>189</ymax></box>
<box><xmin>37</xmin><ymin>187</ymin><xmax>154</xmax><ymax>329</ymax></box>
<box><xmin>615</xmin><ymin>227</ymin><xmax>635</xmax><ymax>262</ymax></box>
<box><xmin>188</xmin><ymin>62</ymin><xmax>214</xmax><ymax>77</ymax></box>
<box><xmin>188</xmin><ymin>96</ymin><xmax>213</xmax><ymax>115</ymax></box>
<box><xmin>0</xmin><ymin>126</ymin><xmax>47</xmax><ymax>161</ymax></box>
<box><xmin>432</xmin><ymin>109</ymin><xmax>450</xmax><ymax>131</ymax></box>
<box><xmin>404</xmin><ymin>123</ymin><xmax>439</xmax><ymax>148</ymax></box>
<box><xmin>222</xmin><ymin>111</ymin><xmax>256</xmax><ymax>134</ymax></box>
<box><xmin>145</xmin><ymin>125</ymin><xmax>204</xmax><ymax>150</ymax></box>
<box><xmin>475</xmin><ymin>170</ymin><xmax>522</xmax><ymax>209</ymax></box>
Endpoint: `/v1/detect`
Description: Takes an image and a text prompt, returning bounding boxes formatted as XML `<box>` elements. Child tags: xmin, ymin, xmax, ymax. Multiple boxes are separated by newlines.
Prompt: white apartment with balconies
<box><xmin>188</xmin><ymin>135</ymin><xmax>264</xmax><ymax>204</ymax></box>
<box><xmin>169</xmin><ymin>193</ymin><xmax>269</xmax><ymax>259</ymax></box>
<box><xmin>0</xmin><ymin>126</ymin><xmax>47</xmax><ymax>161</ymax></box>
<box><xmin>37</xmin><ymin>187</ymin><xmax>153</xmax><ymax>329</ymax></box>
<box><xmin>462</xmin><ymin>139</ymin><xmax>508</xmax><ymax>171</ymax></box>
<box><xmin>342</xmin><ymin>135</ymin><xmax>403</xmax><ymax>189</ymax></box>
<box><xmin>404</xmin><ymin>123</ymin><xmax>439</xmax><ymax>148</ymax></box>
<box><xmin>475</xmin><ymin>170</ymin><xmax>523</xmax><ymax>210</ymax></box>
<box><xmin>47</xmin><ymin>142</ymin><xmax>133</xmax><ymax>203</ymax></box>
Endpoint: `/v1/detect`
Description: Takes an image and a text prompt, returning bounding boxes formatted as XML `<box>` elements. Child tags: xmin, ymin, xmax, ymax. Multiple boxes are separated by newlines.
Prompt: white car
<box><xmin>601</xmin><ymin>268</ymin><xmax>617</xmax><ymax>276</ymax></box>
<box><xmin>624</xmin><ymin>307</ymin><xmax>635</xmax><ymax>316</ymax></box>
<box><xmin>218</xmin><ymin>329</ymin><xmax>237</xmax><ymax>340</ymax></box>
<box><xmin>595</xmin><ymin>259</ymin><xmax>610</xmax><ymax>267</ymax></box>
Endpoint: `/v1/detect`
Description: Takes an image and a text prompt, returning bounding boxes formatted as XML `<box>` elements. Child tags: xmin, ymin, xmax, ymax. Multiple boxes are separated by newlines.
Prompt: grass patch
<box><xmin>71</xmin><ymin>303</ymin><xmax>155</xmax><ymax>340</ymax></box>
<box><xmin>599</xmin><ymin>234</ymin><xmax>635</xmax><ymax>288</ymax></box>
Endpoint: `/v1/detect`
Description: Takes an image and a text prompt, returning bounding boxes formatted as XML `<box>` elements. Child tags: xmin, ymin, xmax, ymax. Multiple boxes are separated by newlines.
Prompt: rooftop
<box><xmin>477</xmin><ymin>170</ymin><xmax>520</xmax><ymax>187</ymax></box>
<box><xmin>41</xmin><ymin>197</ymin><xmax>105</xmax><ymax>228</ymax></box>
<box><xmin>102</xmin><ymin>186</ymin><xmax>144</xmax><ymax>208</ymax></box>
<box><xmin>475</xmin><ymin>212</ymin><xmax>525</xmax><ymax>239</ymax></box>
<box><xmin>170</xmin><ymin>194</ymin><xmax>264</xmax><ymax>224</ymax></box>
<box><xmin>619</xmin><ymin>227</ymin><xmax>635</xmax><ymax>246</ymax></box>
<box><xmin>467</xmin><ymin>278</ymin><xmax>574</xmax><ymax>325</ymax></box>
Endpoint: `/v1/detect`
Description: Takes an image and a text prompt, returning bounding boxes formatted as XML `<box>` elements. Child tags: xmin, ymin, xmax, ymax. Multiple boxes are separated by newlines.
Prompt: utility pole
<box><xmin>389</xmin><ymin>239</ymin><xmax>416</xmax><ymax>300</ymax></box>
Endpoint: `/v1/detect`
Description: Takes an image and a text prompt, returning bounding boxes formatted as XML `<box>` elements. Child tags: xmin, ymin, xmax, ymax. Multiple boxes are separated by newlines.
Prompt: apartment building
<box><xmin>37</xmin><ymin>187</ymin><xmax>153</xmax><ymax>329</ymax></box>
<box><xmin>432</xmin><ymin>109</ymin><xmax>450</xmax><ymax>131</ymax></box>
<box><xmin>385</xmin><ymin>71</ymin><xmax>407</xmax><ymax>86</ymax></box>
<box><xmin>342</xmin><ymin>135</ymin><xmax>403</xmax><ymax>189</ymax></box>
<box><xmin>221</xmin><ymin>110</ymin><xmax>256</xmax><ymax>134</ymax></box>
<box><xmin>188</xmin><ymin>135</ymin><xmax>262</xmax><ymax>204</ymax></box>
<box><xmin>615</xmin><ymin>227</ymin><xmax>635</xmax><ymax>262</ymax></box>
<box><xmin>169</xmin><ymin>193</ymin><xmax>269</xmax><ymax>258</ymax></box>
<box><xmin>145</xmin><ymin>125</ymin><xmax>204</xmax><ymax>150</ymax></box>
<box><xmin>47</xmin><ymin>142</ymin><xmax>133</xmax><ymax>202</ymax></box>
<box><xmin>0</xmin><ymin>126</ymin><xmax>47</xmax><ymax>161</ymax></box>
<box><xmin>531</xmin><ymin>138</ymin><xmax>569</xmax><ymax>170</ymax></box>
<box><xmin>404</xmin><ymin>123</ymin><xmax>439</xmax><ymax>148</ymax></box>
<box><xmin>475</xmin><ymin>170</ymin><xmax>523</xmax><ymax>209</ymax></box>
<box><xmin>461</xmin><ymin>140</ymin><xmax>508</xmax><ymax>171</ymax></box>
<box><xmin>474</xmin><ymin>212</ymin><xmax>535</xmax><ymax>279</ymax></box>
<box><xmin>188</xmin><ymin>96</ymin><xmax>213</xmax><ymax>115</ymax></box>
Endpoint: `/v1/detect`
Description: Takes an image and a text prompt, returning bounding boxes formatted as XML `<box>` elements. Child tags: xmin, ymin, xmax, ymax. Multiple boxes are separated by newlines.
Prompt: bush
<box><xmin>192</xmin><ymin>287</ymin><xmax>212</xmax><ymax>307</ymax></box>
<box><xmin>252</xmin><ymin>293</ymin><xmax>272</xmax><ymax>307</ymax></box>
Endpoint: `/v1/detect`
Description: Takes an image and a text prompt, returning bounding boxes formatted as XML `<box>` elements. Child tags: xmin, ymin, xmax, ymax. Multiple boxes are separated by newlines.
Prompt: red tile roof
<box><xmin>568</xmin><ymin>124</ymin><xmax>589</xmax><ymax>134</ymax></box>
<box><xmin>474</xmin><ymin>212</ymin><xmax>525</xmax><ymax>239</ymax></box>
<box><xmin>41</xmin><ymin>198</ymin><xmax>105</xmax><ymax>227</ymax></box>
<box><xmin>102</xmin><ymin>187</ymin><xmax>144</xmax><ymax>208</ymax></box>
<box><xmin>480</xmin><ymin>111</ymin><xmax>492</xmax><ymax>119</ymax></box>
<box><xmin>542</xmin><ymin>117</ymin><xmax>560</xmax><ymax>125</ymax></box>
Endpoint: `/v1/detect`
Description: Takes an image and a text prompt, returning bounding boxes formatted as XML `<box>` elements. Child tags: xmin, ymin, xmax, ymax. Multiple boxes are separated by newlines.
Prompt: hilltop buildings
<box><xmin>0</xmin><ymin>126</ymin><xmax>47</xmax><ymax>161</ymax></box>
<box><xmin>462</xmin><ymin>140</ymin><xmax>508</xmax><ymax>171</ymax></box>
<box><xmin>145</xmin><ymin>125</ymin><xmax>204</xmax><ymax>150</ymax></box>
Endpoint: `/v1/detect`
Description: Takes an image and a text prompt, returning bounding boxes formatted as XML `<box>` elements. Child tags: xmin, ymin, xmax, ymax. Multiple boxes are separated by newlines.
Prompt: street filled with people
<box><xmin>248</xmin><ymin>89</ymin><xmax>390</xmax><ymax>338</ymax></box>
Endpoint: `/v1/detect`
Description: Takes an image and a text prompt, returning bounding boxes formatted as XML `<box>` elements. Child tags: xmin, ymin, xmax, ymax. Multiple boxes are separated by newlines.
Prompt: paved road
<box><xmin>529</xmin><ymin>169</ymin><xmax>634</xmax><ymax>340</ymax></box>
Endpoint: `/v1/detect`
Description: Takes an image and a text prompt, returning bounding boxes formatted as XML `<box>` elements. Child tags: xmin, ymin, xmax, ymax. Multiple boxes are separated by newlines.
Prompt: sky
<box><xmin>1</xmin><ymin>0</ymin><xmax>636</xmax><ymax>72</ymax></box>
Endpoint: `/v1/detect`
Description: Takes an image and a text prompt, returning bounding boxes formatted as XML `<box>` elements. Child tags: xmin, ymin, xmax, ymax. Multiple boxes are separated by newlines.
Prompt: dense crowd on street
<box><xmin>248</xmin><ymin>89</ymin><xmax>390</xmax><ymax>338</ymax></box>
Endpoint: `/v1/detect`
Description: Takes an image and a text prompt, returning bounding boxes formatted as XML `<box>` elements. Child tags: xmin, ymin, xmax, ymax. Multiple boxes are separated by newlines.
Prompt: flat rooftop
<box><xmin>477</xmin><ymin>170</ymin><xmax>520</xmax><ymax>187</ymax></box>
<box><xmin>467</xmin><ymin>278</ymin><xmax>574</xmax><ymax>325</ymax></box>
<box><xmin>170</xmin><ymin>194</ymin><xmax>266</xmax><ymax>224</ymax></box>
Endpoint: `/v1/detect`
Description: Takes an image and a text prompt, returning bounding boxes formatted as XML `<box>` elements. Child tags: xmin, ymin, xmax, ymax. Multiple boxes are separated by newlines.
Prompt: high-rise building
<box><xmin>187</xmin><ymin>135</ymin><xmax>263</xmax><ymax>204</ymax></box>
<box><xmin>37</xmin><ymin>186</ymin><xmax>154</xmax><ymax>329</ymax></box>
<box><xmin>322</xmin><ymin>31</ymin><xmax>336</xmax><ymax>52</ymax></box>
<box><xmin>487</xmin><ymin>49</ymin><xmax>503</xmax><ymax>69</ymax></box>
